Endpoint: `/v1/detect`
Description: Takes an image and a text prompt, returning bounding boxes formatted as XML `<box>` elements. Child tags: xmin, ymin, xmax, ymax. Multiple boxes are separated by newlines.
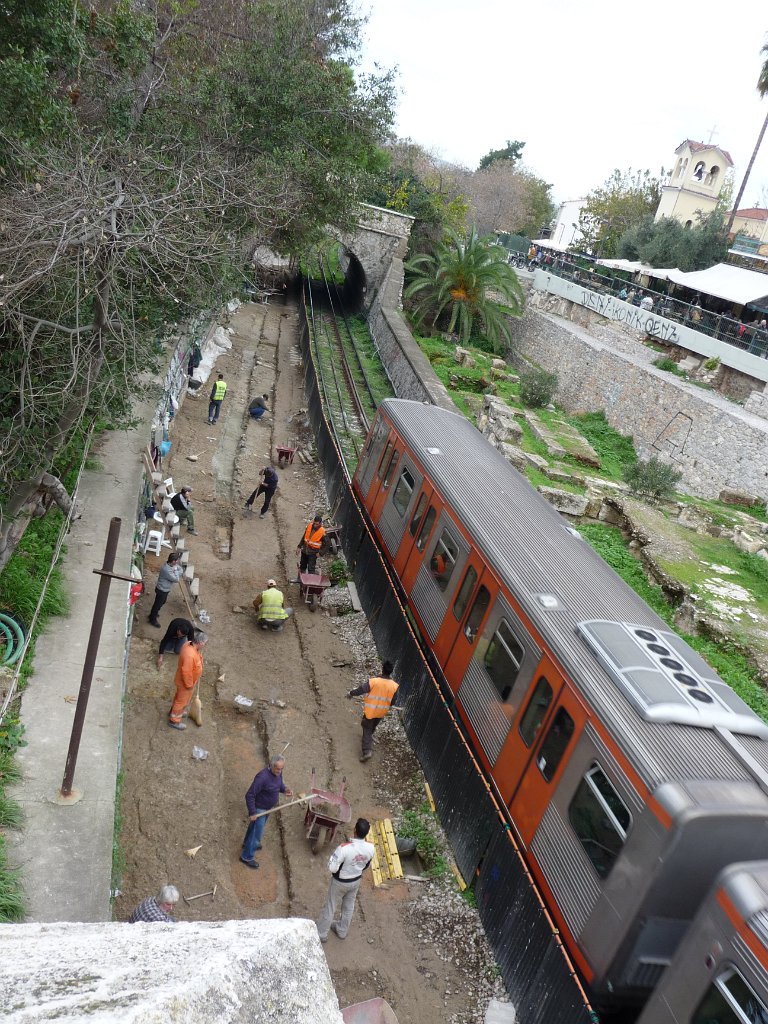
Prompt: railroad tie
<box><xmin>370</xmin><ymin>818</ymin><xmax>404</xmax><ymax>887</ymax></box>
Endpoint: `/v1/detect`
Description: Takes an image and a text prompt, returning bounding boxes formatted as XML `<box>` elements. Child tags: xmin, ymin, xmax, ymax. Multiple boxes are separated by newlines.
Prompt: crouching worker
<box><xmin>253</xmin><ymin>578</ymin><xmax>293</xmax><ymax>631</ymax></box>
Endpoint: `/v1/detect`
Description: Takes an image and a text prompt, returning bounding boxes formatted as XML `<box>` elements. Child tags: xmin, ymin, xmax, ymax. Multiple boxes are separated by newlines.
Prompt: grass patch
<box><xmin>112</xmin><ymin>771</ymin><xmax>125</xmax><ymax>895</ymax></box>
<box><xmin>396</xmin><ymin>805</ymin><xmax>449</xmax><ymax>878</ymax></box>
<box><xmin>569</xmin><ymin>412</ymin><xmax>637</xmax><ymax>480</ymax></box>
<box><xmin>0</xmin><ymin>835</ymin><xmax>24</xmax><ymax>922</ymax></box>
<box><xmin>329</xmin><ymin>558</ymin><xmax>350</xmax><ymax>586</ymax></box>
<box><xmin>656</xmin><ymin>533</ymin><xmax>768</xmax><ymax>618</ymax></box>
<box><xmin>525</xmin><ymin>467</ymin><xmax>586</xmax><ymax>494</ymax></box>
<box><xmin>578</xmin><ymin>522</ymin><xmax>768</xmax><ymax>721</ymax></box>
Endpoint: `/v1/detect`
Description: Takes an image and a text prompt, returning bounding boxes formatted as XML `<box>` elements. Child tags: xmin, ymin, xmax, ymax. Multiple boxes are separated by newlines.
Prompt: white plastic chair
<box><xmin>143</xmin><ymin>530</ymin><xmax>165</xmax><ymax>556</ymax></box>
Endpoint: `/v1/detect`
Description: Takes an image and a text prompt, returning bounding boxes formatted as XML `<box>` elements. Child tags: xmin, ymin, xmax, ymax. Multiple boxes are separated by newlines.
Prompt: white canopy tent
<box><xmin>595</xmin><ymin>260</ymin><xmax>768</xmax><ymax>308</ymax></box>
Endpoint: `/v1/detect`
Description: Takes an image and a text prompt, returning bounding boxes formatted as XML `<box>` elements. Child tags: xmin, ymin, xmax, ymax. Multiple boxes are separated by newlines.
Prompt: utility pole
<box><xmin>58</xmin><ymin>517</ymin><xmax>132</xmax><ymax>802</ymax></box>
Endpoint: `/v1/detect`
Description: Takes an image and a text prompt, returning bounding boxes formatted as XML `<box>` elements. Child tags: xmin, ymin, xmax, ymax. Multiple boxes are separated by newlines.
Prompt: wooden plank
<box><xmin>369</xmin><ymin>819</ymin><xmax>403</xmax><ymax>886</ymax></box>
<box><xmin>424</xmin><ymin>782</ymin><xmax>435</xmax><ymax>813</ymax></box>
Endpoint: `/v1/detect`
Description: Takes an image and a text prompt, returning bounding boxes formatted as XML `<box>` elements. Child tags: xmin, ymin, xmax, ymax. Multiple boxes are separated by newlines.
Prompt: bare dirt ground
<box><xmin>116</xmin><ymin>300</ymin><xmax>504</xmax><ymax>1023</ymax></box>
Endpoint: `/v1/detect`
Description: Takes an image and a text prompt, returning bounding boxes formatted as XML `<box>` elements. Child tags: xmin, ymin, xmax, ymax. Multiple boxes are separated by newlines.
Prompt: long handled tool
<box><xmin>183</xmin><ymin>884</ymin><xmax>217</xmax><ymax>904</ymax></box>
<box><xmin>250</xmin><ymin>793</ymin><xmax>317</xmax><ymax>820</ymax></box>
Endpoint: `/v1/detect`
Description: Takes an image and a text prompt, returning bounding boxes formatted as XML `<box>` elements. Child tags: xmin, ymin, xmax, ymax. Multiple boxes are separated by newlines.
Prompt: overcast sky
<box><xmin>360</xmin><ymin>0</ymin><xmax>768</xmax><ymax>209</ymax></box>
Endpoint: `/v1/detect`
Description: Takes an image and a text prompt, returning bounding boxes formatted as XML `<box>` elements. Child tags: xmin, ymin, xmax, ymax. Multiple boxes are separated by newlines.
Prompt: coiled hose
<box><xmin>0</xmin><ymin>613</ymin><xmax>26</xmax><ymax>666</ymax></box>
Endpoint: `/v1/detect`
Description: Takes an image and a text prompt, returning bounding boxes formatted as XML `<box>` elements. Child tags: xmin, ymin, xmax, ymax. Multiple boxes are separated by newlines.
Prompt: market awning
<box><xmin>596</xmin><ymin>260</ymin><xmax>768</xmax><ymax>307</ymax></box>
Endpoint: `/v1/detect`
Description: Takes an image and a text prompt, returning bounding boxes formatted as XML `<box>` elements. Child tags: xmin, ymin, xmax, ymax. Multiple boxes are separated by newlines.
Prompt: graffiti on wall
<box><xmin>579</xmin><ymin>290</ymin><xmax>680</xmax><ymax>342</ymax></box>
<box><xmin>652</xmin><ymin>412</ymin><xmax>693</xmax><ymax>462</ymax></box>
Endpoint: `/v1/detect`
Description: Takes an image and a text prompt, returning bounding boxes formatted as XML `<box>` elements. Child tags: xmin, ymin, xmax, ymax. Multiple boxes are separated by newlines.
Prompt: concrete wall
<box><xmin>367</xmin><ymin>256</ymin><xmax>455</xmax><ymax>411</ymax></box>
<box><xmin>531</xmin><ymin>270</ymin><xmax>768</xmax><ymax>386</ymax></box>
<box><xmin>508</xmin><ymin>305</ymin><xmax>768</xmax><ymax>501</ymax></box>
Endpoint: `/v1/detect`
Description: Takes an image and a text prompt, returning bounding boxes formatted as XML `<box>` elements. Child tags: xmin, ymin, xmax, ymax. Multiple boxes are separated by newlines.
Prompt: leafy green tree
<box><xmin>0</xmin><ymin>0</ymin><xmax>396</xmax><ymax>570</ymax></box>
<box><xmin>727</xmin><ymin>37</ymin><xmax>768</xmax><ymax>236</ymax></box>
<box><xmin>623</xmin><ymin>456</ymin><xmax>682</xmax><ymax>500</ymax></box>
<box><xmin>478</xmin><ymin>140</ymin><xmax>525</xmax><ymax>170</ymax></box>
<box><xmin>577</xmin><ymin>168</ymin><xmax>664</xmax><ymax>257</ymax></box>
<box><xmin>618</xmin><ymin>212</ymin><xmax>728</xmax><ymax>270</ymax></box>
<box><xmin>404</xmin><ymin>229</ymin><xmax>524</xmax><ymax>352</ymax></box>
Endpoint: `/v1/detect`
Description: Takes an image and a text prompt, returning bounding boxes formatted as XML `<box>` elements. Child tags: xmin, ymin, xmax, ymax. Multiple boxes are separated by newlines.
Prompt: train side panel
<box><xmin>636</xmin><ymin>862</ymin><xmax>768</xmax><ymax>1023</ymax></box>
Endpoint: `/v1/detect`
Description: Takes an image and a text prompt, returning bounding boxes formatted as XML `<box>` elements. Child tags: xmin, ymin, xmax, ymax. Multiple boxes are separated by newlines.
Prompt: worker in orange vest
<box><xmin>346</xmin><ymin>660</ymin><xmax>399</xmax><ymax>762</ymax></box>
<box><xmin>296</xmin><ymin>514</ymin><xmax>325</xmax><ymax>576</ymax></box>
<box><xmin>168</xmin><ymin>630</ymin><xmax>207</xmax><ymax>729</ymax></box>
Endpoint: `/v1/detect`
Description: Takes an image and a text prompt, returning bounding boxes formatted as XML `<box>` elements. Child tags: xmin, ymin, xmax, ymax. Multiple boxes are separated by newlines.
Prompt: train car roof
<box><xmin>379</xmin><ymin>398</ymin><xmax>768</xmax><ymax>791</ymax></box>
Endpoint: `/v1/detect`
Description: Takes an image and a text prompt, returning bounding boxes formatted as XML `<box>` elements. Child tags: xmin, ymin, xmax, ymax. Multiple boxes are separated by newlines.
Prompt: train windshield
<box><xmin>692</xmin><ymin>967</ymin><xmax>768</xmax><ymax>1024</ymax></box>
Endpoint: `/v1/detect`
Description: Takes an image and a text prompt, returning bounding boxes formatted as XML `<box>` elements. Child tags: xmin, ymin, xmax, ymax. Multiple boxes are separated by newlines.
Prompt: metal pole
<box><xmin>60</xmin><ymin>517</ymin><xmax>122</xmax><ymax>798</ymax></box>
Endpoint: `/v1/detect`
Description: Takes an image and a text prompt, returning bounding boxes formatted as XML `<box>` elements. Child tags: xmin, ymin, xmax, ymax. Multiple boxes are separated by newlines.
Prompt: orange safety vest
<box><xmin>363</xmin><ymin>676</ymin><xmax>399</xmax><ymax>720</ymax></box>
<box><xmin>303</xmin><ymin>522</ymin><xmax>325</xmax><ymax>551</ymax></box>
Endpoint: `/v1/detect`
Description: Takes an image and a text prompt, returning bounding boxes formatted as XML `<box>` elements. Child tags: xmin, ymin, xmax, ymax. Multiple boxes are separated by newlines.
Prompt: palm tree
<box><xmin>726</xmin><ymin>39</ymin><xmax>768</xmax><ymax>237</ymax></box>
<box><xmin>404</xmin><ymin>229</ymin><xmax>524</xmax><ymax>352</ymax></box>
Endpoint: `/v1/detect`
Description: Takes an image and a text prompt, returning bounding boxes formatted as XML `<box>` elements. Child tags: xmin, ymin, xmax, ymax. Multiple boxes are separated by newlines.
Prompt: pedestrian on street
<box><xmin>208</xmin><ymin>373</ymin><xmax>227</xmax><ymax>424</ymax></box>
<box><xmin>295</xmin><ymin>514</ymin><xmax>325</xmax><ymax>577</ymax></box>
<box><xmin>156</xmin><ymin>617</ymin><xmax>196</xmax><ymax>668</ymax></box>
<box><xmin>244</xmin><ymin>465</ymin><xmax>279</xmax><ymax>517</ymax></box>
<box><xmin>248</xmin><ymin>393</ymin><xmax>270</xmax><ymax>421</ymax></box>
<box><xmin>170</xmin><ymin>486</ymin><xmax>197</xmax><ymax>535</ymax></box>
<box><xmin>241</xmin><ymin>754</ymin><xmax>293</xmax><ymax>868</ymax></box>
<box><xmin>148</xmin><ymin>552</ymin><xmax>183</xmax><ymax>628</ymax></box>
<box><xmin>347</xmin><ymin>660</ymin><xmax>399</xmax><ymax>762</ymax></box>
<box><xmin>128</xmin><ymin>885</ymin><xmax>180</xmax><ymax>923</ymax></box>
<box><xmin>168</xmin><ymin>629</ymin><xmax>207</xmax><ymax>729</ymax></box>
<box><xmin>316</xmin><ymin>818</ymin><xmax>375</xmax><ymax>943</ymax></box>
<box><xmin>253</xmin><ymin>579</ymin><xmax>293</xmax><ymax>630</ymax></box>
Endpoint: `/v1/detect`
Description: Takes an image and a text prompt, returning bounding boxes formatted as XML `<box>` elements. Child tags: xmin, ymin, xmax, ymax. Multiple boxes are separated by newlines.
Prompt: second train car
<box><xmin>352</xmin><ymin>398</ymin><xmax>768</xmax><ymax>1011</ymax></box>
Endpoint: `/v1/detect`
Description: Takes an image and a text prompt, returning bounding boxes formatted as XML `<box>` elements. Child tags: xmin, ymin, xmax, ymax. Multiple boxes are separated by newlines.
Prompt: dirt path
<box><xmin>116</xmin><ymin>300</ymin><xmax>501</xmax><ymax>1023</ymax></box>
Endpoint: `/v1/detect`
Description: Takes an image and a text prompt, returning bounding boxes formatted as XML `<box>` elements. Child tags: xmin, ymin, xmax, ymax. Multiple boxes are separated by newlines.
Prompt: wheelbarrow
<box><xmin>323</xmin><ymin>523</ymin><xmax>343</xmax><ymax>554</ymax></box>
<box><xmin>298</xmin><ymin>569</ymin><xmax>331</xmax><ymax>612</ymax></box>
<box><xmin>304</xmin><ymin>769</ymin><xmax>351</xmax><ymax>854</ymax></box>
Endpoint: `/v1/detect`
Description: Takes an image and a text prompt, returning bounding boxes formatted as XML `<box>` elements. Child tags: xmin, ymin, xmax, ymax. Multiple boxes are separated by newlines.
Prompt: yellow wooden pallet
<box><xmin>370</xmin><ymin>818</ymin><xmax>404</xmax><ymax>887</ymax></box>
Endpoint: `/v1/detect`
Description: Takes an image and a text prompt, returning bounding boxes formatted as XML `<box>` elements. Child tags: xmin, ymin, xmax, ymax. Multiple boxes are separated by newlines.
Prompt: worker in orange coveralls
<box><xmin>168</xmin><ymin>629</ymin><xmax>207</xmax><ymax>730</ymax></box>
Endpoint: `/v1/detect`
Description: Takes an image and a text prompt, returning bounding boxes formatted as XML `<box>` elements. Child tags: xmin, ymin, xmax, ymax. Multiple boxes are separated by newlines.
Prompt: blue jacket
<box><xmin>245</xmin><ymin>767</ymin><xmax>286</xmax><ymax>814</ymax></box>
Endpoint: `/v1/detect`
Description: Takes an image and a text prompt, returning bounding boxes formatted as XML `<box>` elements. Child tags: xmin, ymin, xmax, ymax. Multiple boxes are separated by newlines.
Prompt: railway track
<box><xmin>303</xmin><ymin>256</ymin><xmax>393</xmax><ymax>476</ymax></box>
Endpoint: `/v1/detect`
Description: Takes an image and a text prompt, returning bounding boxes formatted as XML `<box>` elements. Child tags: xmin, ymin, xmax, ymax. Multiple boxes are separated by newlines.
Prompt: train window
<box><xmin>465</xmin><ymin>585</ymin><xmax>490</xmax><ymax>642</ymax></box>
<box><xmin>430</xmin><ymin>529</ymin><xmax>458</xmax><ymax>591</ymax></box>
<box><xmin>537</xmin><ymin>707</ymin><xmax>574</xmax><ymax>782</ymax></box>
<box><xmin>568</xmin><ymin>764</ymin><xmax>631</xmax><ymax>878</ymax></box>
<box><xmin>415</xmin><ymin>506</ymin><xmax>436</xmax><ymax>551</ymax></box>
<box><xmin>484</xmin><ymin>620</ymin><xmax>524</xmax><ymax>699</ymax></box>
<box><xmin>409</xmin><ymin>493</ymin><xmax>428</xmax><ymax>537</ymax></box>
<box><xmin>382</xmin><ymin>449</ymin><xmax>399</xmax><ymax>488</ymax></box>
<box><xmin>392</xmin><ymin>469</ymin><xmax>415</xmax><ymax>516</ymax></box>
<box><xmin>453</xmin><ymin>567</ymin><xmax>477</xmax><ymax>621</ymax></box>
<box><xmin>519</xmin><ymin>676</ymin><xmax>553</xmax><ymax>747</ymax></box>
<box><xmin>692</xmin><ymin>967</ymin><xmax>768</xmax><ymax>1024</ymax></box>
<box><xmin>377</xmin><ymin>442</ymin><xmax>392</xmax><ymax>480</ymax></box>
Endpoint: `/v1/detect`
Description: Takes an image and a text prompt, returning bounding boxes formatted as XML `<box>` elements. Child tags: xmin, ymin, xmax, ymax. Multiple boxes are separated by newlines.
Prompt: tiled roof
<box><xmin>675</xmin><ymin>139</ymin><xmax>734</xmax><ymax>166</ymax></box>
<box><xmin>732</xmin><ymin>208</ymin><xmax>768</xmax><ymax>221</ymax></box>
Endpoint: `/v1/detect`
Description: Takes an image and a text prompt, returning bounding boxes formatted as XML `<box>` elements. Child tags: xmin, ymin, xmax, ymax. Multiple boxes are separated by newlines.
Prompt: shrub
<box><xmin>329</xmin><ymin>558</ymin><xmax>350</xmax><ymax>586</ymax></box>
<box><xmin>519</xmin><ymin>368</ymin><xmax>558</xmax><ymax>408</ymax></box>
<box><xmin>653</xmin><ymin>356</ymin><xmax>679</xmax><ymax>373</ymax></box>
<box><xmin>703</xmin><ymin>356</ymin><xmax>721</xmax><ymax>371</ymax></box>
<box><xmin>623</xmin><ymin>456</ymin><xmax>682</xmax><ymax>499</ymax></box>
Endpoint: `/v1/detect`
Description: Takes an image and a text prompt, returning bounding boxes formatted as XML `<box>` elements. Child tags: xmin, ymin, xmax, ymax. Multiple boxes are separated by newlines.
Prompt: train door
<box><xmin>409</xmin><ymin>512</ymin><xmax>470</xmax><ymax>643</ymax></box>
<box><xmin>438</xmin><ymin>556</ymin><xmax>498</xmax><ymax>679</ymax></box>
<box><xmin>355</xmin><ymin>415</ymin><xmax>391</xmax><ymax>500</ymax></box>
<box><xmin>377</xmin><ymin>456</ymin><xmax>423</xmax><ymax>559</ymax></box>
<box><xmin>395</xmin><ymin>485</ymin><xmax>439</xmax><ymax>585</ymax></box>
<box><xmin>508</xmin><ymin>686</ymin><xmax>588</xmax><ymax>846</ymax></box>
<box><xmin>370</xmin><ymin>441</ymin><xmax>401</xmax><ymax>523</ymax></box>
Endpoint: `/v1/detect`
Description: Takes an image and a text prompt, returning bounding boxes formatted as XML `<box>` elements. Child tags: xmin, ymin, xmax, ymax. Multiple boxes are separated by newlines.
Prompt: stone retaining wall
<box><xmin>508</xmin><ymin>306</ymin><xmax>768</xmax><ymax>501</ymax></box>
<box><xmin>367</xmin><ymin>257</ymin><xmax>455</xmax><ymax>411</ymax></box>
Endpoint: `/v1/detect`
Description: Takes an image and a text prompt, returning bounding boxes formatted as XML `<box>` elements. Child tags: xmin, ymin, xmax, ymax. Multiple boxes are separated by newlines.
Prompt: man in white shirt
<box><xmin>316</xmin><ymin>818</ymin><xmax>375</xmax><ymax>943</ymax></box>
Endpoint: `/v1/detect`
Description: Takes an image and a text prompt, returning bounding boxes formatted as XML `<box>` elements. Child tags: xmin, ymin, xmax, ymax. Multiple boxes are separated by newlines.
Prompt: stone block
<box><xmin>491</xmin><ymin>358</ymin><xmax>507</xmax><ymax>371</ymax></box>
<box><xmin>184</xmin><ymin>564</ymin><xmax>195</xmax><ymax>580</ymax></box>
<box><xmin>490</xmin><ymin>367</ymin><xmax>507</xmax><ymax>380</ymax></box>
<box><xmin>0</xmin><ymin>918</ymin><xmax>344</xmax><ymax>1024</ymax></box>
<box><xmin>189</xmin><ymin>578</ymin><xmax>200</xmax><ymax>597</ymax></box>
<box><xmin>454</xmin><ymin>346</ymin><xmax>475</xmax><ymax>367</ymax></box>
<box><xmin>499</xmin><ymin>444</ymin><xmax>529</xmax><ymax>472</ymax></box>
<box><xmin>537</xmin><ymin>486</ymin><xmax>589</xmax><ymax>517</ymax></box>
<box><xmin>478</xmin><ymin>396</ymin><xmax>523</xmax><ymax>445</ymax></box>
<box><xmin>733</xmin><ymin>528</ymin><xmax>765</xmax><ymax>554</ymax></box>
<box><xmin>523</xmin><ymin>451</ymin><xmax>549</xmax><ymax>470</ymax></box>
<box><xmin>485</xmin><ymin>999</ymin><xmax>517</xmax><ymax>1023</ymax></box>
<box><xmin>719</xmin><ymin>488</ymin><xmax>761</xmax><ymax>508</ymax></box>
<box><xmin>678</xmin><ymin>355</ymin><xmax>702</xmax><ymax>372</ymax></box>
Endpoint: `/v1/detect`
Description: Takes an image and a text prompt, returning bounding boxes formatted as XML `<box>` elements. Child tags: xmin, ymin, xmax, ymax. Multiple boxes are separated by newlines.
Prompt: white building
<box><xmin>549</xmin><ymin>199</ymin><xmax>588</xmax><ymax>250</ymax></box>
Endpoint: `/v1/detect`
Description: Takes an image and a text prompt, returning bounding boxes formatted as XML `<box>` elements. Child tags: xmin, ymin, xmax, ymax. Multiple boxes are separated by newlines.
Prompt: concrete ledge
<box><xmin>0</xmin><ymin>918</ymin><xmax>344</xmax><ymax>1023</ymax></box>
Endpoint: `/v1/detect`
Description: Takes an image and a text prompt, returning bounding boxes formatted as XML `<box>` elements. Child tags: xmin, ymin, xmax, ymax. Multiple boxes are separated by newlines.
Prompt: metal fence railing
<box><xmin>298</xmin><ymin>306</ymin><xmax>599</xmax><ymax>1024</ymax></box>
<box><xmin>510</xmin><ymin>251</ymin><xmax>768</xmax><ymax>359</ymax></box>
